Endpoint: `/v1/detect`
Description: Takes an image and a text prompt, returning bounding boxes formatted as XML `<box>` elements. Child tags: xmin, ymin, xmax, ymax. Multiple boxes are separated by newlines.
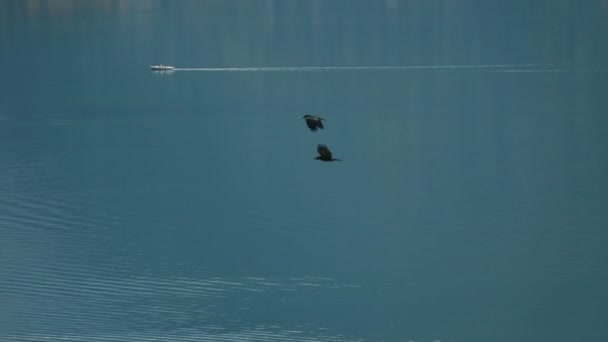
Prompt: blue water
<box><xmin>1</xmin><ymin>1</ymin><xmax>608</xmax><ymax>341</ymax></box>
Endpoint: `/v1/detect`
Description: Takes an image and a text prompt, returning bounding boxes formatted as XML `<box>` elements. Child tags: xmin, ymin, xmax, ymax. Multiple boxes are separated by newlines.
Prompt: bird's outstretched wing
<box><xmin>317</xmin><ymin>144</ymin><xmax>333</xmax><ymax>159</ymax></box>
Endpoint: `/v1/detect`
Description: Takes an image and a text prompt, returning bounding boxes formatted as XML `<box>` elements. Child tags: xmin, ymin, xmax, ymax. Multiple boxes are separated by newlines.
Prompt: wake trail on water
<box><xmin>170</xmin><ymin>63</ymin><xmax>589</xmax><ymax>73</ymax></box>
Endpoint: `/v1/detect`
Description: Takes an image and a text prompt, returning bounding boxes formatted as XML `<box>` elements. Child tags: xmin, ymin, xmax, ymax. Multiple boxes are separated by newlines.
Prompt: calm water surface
<box><xmin>1</xmin><ymin>1</ymin><xmax>608</xmax><ymax>341</ymax></box>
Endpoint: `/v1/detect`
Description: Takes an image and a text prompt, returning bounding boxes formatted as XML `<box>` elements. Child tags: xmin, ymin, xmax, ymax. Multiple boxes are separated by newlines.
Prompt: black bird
<box><xmin>303</xmin><ymin>114</ymin><xmax>325</xmax><ymax>131</ymax></box>
<box><xmin>315</xmin><ymin>144</ymin><xmax>341</xmax><ymax>162</ymax></box>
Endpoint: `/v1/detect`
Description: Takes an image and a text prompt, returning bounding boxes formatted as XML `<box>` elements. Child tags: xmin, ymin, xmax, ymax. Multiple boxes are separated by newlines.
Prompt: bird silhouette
<box><xmin>315</xmin><ymin>144</ymin><xmax>341</xmax><ymax>162</ymax></box>
<box><xmin>303</xmin><ymin>115</ymin><xmax>325</xmax><ymax>131</ymax></box>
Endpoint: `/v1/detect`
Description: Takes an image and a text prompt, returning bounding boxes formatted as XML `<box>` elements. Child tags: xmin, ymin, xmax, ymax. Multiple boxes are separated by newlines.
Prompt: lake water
<box><xmin>1</xmin><ymin>1</ymin><xmax>607</xmax><ymax>341</ymax></box>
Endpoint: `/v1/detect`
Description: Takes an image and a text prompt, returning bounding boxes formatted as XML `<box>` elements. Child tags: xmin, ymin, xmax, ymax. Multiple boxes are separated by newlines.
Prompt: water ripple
<box><xmin>1</xmin><ymin>240</ymin><xmax>362</xmax><ymax>339</ymax></box>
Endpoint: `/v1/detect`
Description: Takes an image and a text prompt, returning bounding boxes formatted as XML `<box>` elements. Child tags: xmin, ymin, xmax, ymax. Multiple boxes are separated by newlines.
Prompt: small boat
<box><xmin>150</xmin><ymin>64</ymin><xmax>175</xmax><ymax>71</ymax></box>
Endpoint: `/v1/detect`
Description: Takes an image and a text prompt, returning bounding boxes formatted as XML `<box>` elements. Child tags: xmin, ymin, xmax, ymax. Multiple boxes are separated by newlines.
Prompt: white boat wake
<box><xmin>167</xmin><ymin>63</ymin><xmax>592</xmax><ymax>73</ymax></box>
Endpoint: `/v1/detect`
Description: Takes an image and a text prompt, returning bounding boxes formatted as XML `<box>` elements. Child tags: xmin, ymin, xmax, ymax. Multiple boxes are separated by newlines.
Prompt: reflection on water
<box><xmin>2</xmin><ymin>0</ymin><xmax>607</xmax><ymax>70</ymax></box>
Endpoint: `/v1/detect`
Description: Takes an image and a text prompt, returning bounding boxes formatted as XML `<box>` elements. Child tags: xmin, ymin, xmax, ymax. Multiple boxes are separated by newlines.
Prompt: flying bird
<box><xmin>303</xmin><ymin>115</ymin><xmax>325</xmax><ymax>131</ymax></box>
<box><xmin>315</xmin><ymin>144</ymin><xmax>341</xmax><ymax>162</ymax></box>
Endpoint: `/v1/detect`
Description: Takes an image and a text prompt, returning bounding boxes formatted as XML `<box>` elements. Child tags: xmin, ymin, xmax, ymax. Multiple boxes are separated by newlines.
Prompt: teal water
<box><xmin>1</xmin><ymin>1</ymin><xmax>608</xmax><ymax>341</ymax></box>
